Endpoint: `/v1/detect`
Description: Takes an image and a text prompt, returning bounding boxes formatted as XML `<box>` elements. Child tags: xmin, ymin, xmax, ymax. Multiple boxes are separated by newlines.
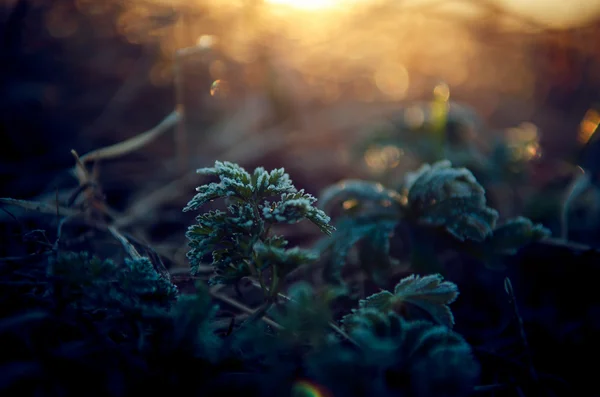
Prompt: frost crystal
<box><xmin>184</xmin><ymin>161</ymin><xmax>334</xmax><ymax>283</ymax></box>
<box><xmin>405</xmin><ymin>160</ymin><xmax>498</xmax><ymax>242</ymax></box>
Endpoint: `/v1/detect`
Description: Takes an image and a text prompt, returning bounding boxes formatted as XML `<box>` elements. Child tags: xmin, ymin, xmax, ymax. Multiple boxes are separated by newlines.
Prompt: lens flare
<box><xmin>291</xmin><ymin>380</ymin><xmax>333</xmax><ymax>397</ymax></box>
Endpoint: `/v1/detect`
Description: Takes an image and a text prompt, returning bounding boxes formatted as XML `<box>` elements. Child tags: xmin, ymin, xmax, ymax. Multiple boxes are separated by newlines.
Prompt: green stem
<box><xmin>269</xmin><ymin>266</ymin><xmax>280</xmax><ymax>298</ymax></box>
<box><xmin>233</xmin><ymin>299</ymin><xmax>275</xmax><ymax>335</ymax></box>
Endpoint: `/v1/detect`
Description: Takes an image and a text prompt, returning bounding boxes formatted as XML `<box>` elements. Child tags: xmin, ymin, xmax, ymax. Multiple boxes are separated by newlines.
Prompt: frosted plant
<box><xmin>184</xmin><ymin>161</ymin><xmax>334</xmax><ymax>296</ymax></box>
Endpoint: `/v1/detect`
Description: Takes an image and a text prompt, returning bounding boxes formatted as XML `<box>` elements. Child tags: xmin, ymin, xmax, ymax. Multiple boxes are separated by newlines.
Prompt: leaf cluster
<box><xmin>317</xmin><ymin>160</ymin><xmax>550</xmax><ymax>285</ymax></box>
<box><xmin>184</xmin><ymin>161</ymin><xmax>333</xmax><ymax>290</ymax></box>
<box><xmin>304</xmin><ymin>274</ymin><xmax>478</xmax><ymax>397</ymax></box>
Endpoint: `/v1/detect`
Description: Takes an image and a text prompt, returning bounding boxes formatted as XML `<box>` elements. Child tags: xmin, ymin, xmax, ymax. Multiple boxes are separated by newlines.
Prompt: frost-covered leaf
<box><xmin>341</xmin><ymin>274</ymin><xmax>459</xmax><ymax>329</ymax></box>
<box><xmin>392</xmin><ymin>274</ymin><xmax>459</xmax><ymax>328</ymax></box>
<box><xmin>405</xmin><ymin>160</ymin><xmax>498</xmax><ymax>242</ymax></box>
<box><xmin>488</xmin><ymin>216</ymin><xmax>551</xmax><ymax>255</ymax></box>
<box><xmin>185</xmin><ymin>205</ymin><xmax>256</xmax><ymax>279</ymax></box>
<box><xmin>252</xmin><ymin>167</ymin><xmax>296</xmax><ymax>196</ymax></box>
<box><xmin>184</xmin><ymin>161</ymin><xmax>334</xmax><ymax>285</ymax></box>
<box><xmin>359</xmin><ymin>290</ymin><xmax>395</xmax><ymax>312</ymax></box>
<box><xmin>254</xmin><ymin>241</ymin><xmax>319</xmax><ymax>278</ymax></box>
<box><xmin>184</xmin><ymin>161</ymin><xmax>254</xmax><ymax>211</ymax></box>
<box><xmin>263</xmin><ymin>190</ymin><xmax>335</xmax><ymax>235</ymax></box>
<box><xmin>199</xmin><ymin>160</ymin><xmax>252</xmax><ymax>183</ymax></box>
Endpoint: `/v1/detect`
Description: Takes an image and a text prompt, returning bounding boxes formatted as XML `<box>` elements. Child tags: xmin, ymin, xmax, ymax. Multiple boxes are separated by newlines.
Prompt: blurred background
<box><xmin>2</xmin><ymin>0</ymin><xmax>600</xmax><ymax>264</ymax></box>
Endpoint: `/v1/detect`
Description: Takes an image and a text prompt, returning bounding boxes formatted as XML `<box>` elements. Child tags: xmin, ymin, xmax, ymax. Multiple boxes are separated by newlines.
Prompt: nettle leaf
<box><xmin>200</xmin><ymin>160</ymin><xmax>252</xmax><ymax>183</ymax></box>
<box><xmin>488</xmin><ymin>216</ymin><xmax>551</xmax><ymax>255</ymax></box>
<box><xmin>184</xmin><ymin>161</ymin><xmax>254</xmax><ymax>211</ymax></box>
<box><xmin>252</xmin><ymin>166</ymin><xmax>296</xmax><ymax>196</ymax></box>
<box><xmin>263</xmin><ymin>190</ymin><xmax>335</xmax><ymax>235</ymax></box>
<box><xmin>254</xmin><ymin>241</ymin><xmax>319</xmax><ymax>278</ymax></box>
<box><xmin>184</xmin><ymin>161</ymin><xmax>335</xmax><ymax>285</ymax></box>
<box><xmin>341</xmin><ymin>274</ymin><xmax>459</xmax><ymax>329</ymax></box>
<box><xmin>185</xmin><ymin>205</ymin><xmax>256</xmax><ymax>278</ymax></box>
<box><xmin>405</xmin><ymin>160</ymin><xmax>498</xmax><ymax>242</ymax></box>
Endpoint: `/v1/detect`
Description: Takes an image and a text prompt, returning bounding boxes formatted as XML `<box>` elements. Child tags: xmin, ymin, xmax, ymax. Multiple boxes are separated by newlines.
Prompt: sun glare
<box><xmin>264</xmin><ymin>0</ymin><xmax>346</xmax><ymax>10</ymax></box>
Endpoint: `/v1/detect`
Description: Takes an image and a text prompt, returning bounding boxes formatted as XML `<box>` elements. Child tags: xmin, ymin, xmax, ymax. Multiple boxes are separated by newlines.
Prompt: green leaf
<box><xmin>358</xmin><ymin>290</ymin><xmax>395</xmax><ymax>312</ymax></box>
<box><xmin>252</xmin><ymin>166</ymin><xmax>296</xmax><ymax>196</ymax></box>
<box><xmin>341</xmin><ymin>273</ymin><xmax>459</xmax><ymax>330</ymax></box>
<box><xmin>405</xmin><ymin>160</ymin><xmax>498</xmax><ymax>242</ymax></box>
<box><xmin>392</xmin><ymin>274</ymin><xmax>459</xmax><ymax>328</ymax></box>
<box><xmin>253</xmin><ymin>242</ymin><xmax>319</xmax><ymax>279</ymax></box>
<box><xmin>488</xmin><ymin>216</ymin><xmax>551</xmax><ymax>255</ymax></box>
<box><xmin>184</xmin><ymin>160</ymin><xmax>335</xmax><ymax>285</ymax></box>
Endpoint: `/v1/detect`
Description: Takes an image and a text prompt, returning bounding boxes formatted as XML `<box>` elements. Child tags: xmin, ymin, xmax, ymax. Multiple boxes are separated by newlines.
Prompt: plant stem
<box><xmin>247</xmin><ymin>279</ymin><xmax>361</xmax><ymax>348</ymax></box>
<box><xmin>504</xmin><ymin>278</ymin><xmax>539</xmax><ymax>384</ymax></box>
<box><xmin>209</xmin><ymin>289</ymin><xmax>282</xmax><ymax>330</ymax></box>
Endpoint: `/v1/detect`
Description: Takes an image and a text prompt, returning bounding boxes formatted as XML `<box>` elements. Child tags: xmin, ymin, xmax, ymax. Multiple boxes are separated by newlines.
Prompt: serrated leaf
<box><xmin>253</xmin><ymin>242</ymin><xmax>318</xmax><ymax>278</ymax></box>
<box><xmin>405</xmin><ymin>160</ymin><xmax>498</xmax><ymax>242</ymax></box>
<box><xmin>340</xmin><ymin>307</ymin><xmax>391</xmax><ymax>334</ymax></box>
<box><xmin>358</xmin><ymin>290</ymin><xmax>395</xmax><ymax>312</ymax></box>
<box><xmin>252</xmin><ymin>166</ymin><xmax>296</xmax><ymax>197</ymax></box>
<box><xmin>264</xmin><ymin>189</ymin><xmax>335</xmax><ymax>235</ymax></box>
<box><xmin>185</xmin><ymin>160</ymin><xmax>335</xmax><ymax>285</ymax></box>
<box><xmin>392</xmin><ymin>274</ymin><xmax>459</xmax><ymax>328</ymax></box>
<box><xmin>198</xmin><ymin>160</ymin><xmax>251</xmax><ymax>184</ymax></box>
<box><xmin>488</xmin><ymin>216</ymin><xmax>551</xmax><ymax>254</ymax></box>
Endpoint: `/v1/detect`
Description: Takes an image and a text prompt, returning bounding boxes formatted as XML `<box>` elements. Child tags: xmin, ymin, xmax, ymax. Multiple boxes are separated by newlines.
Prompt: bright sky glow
<box><xmin>263</xmin><ymin>0</ymin><xmax>600</xmax><ymax>27</ymax></box>
<box><xmin>264</xmin><ymin>0</ymin><xmax>351</xmax><ymax>11</ymax></box>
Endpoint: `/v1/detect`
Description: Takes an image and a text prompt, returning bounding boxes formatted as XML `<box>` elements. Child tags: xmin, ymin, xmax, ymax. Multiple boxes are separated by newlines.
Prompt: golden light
<box><xmin>264</xmin><ymin>0</ymin><xmax>348</xmax><ymax>11</ymax></box>
<box><xmin>404</xmin><ymin>106</ymin><xmax>426</xmax><ymax>130</ymax></box>
<box><xmin>506</xmin><ymin>122</ymin><xmax>539</xmax><ymax>143</ymax></box>
<box><xmin>364</xmin><ymin>145</ymin><xmax>403</xmax><ymax>172</ymax></box>
<box><xmin>196</xmin><ymin>35</ymin><xmax>217</xmax><ymax>49</ymax></box>
<box><xmin>433</xmin><ymin>82</ymin><xmax>450</xmax><ymax>102</ymax></box>
<box><xmin>374</xmin><ymin>63</ymin><xmax>410</xmax><ymax>101</ymax></box>
<box><xmin>578</xmin><ymin>109</ymin><xmax>600</xmax><ymax>144</ymax></box>
<box><xmin>524</xmin><ymin>142</ymin><xmax>542</xmax><ymax>161</ymax></box>
<box><xmin>342</xmin><ymin>199</ymin><xmax>360</xmax><ymax>211</ymax></box>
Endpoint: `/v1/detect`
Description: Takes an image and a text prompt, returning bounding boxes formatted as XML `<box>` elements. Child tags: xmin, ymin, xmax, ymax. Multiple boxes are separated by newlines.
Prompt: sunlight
<box><xmin>263</xmin><ymin>0</ymin><xmax>347</xmax><ymax>10</ymax></box>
